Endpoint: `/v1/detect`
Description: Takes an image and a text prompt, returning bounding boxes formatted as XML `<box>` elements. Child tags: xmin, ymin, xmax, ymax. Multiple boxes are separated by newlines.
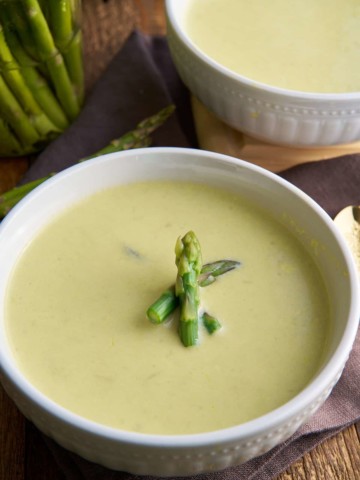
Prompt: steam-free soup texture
<box><xmin>6</xmin><ymin>181</ymin><xmax>330</xmax><ymax>434</ymax></box>
<box><xmin>185</xmin><ymin>0</ymin><xmax>360</xmax><ymax>93</ymax></box>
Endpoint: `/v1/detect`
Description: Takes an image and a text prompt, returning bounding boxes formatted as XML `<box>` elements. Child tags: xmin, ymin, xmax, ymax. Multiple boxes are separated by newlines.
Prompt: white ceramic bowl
<box><xmin>0</xmin><ymin>148</ymin><xmax>359</xmax><ymax>476</ymax></box>
<box><xmin>166</xmin><ymin>0</ymin><xmax>360</xmax><ymax>147</ymax></box>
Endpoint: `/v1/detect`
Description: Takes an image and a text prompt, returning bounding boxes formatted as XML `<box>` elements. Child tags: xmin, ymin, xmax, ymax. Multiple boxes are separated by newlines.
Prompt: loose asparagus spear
<box><xmin>21</xmin><ymin>0</ymin><xmax>80</xmax><ymax>120</ymax></box>
<box><xmin>0</xmin><ymin>137</ymin><xmax>149</xmax><ymax>218</ymax></box>
<box><xmin>202</xmin><ymin>312</ymin><xmax>222</xmax><ymax>335</ymax></box>
<box><xmin>80</xmin><ymin>104</ymin><xmax>175</xmax><ymax>161</ymax></box>
<box><xmin>175</xmin><ymin>231</ymin><xmax>202</xmax><ymax>347</ymax></box>
<box><xmin>146</xmin><ymin>259</ymin><xmax>241</xmax><ymax>324</ymax></box>
<box><xmin>0</xmin><ymin>105</ymin><xmax>175</xmax><ymax>218</ymax></box>
<box><xmin>0</xmin><ymin>177</ymin><xmax>52</xmax><ymax>216</ymax></box>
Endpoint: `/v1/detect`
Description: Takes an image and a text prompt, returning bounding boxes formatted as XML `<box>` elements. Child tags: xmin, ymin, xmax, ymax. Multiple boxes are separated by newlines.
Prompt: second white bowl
<box><xmin>166</xmin><ymin>0</ymin><xmax>360</xmax><ymax>147</ymax></box>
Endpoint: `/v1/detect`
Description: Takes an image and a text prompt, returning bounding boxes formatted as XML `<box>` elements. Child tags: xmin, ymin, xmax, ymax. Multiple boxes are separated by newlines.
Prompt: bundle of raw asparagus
<box><xmin>0</xmin><ymin>0</ymin><xmax>84</xmax><ymax>156</ymax></box>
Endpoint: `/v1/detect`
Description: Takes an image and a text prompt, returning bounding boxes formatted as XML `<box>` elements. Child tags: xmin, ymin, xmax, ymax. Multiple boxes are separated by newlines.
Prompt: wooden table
<box><xmin>1</xmin><ymin>1</ymin><xmax>359</xmax><ymax>479</ymax></box>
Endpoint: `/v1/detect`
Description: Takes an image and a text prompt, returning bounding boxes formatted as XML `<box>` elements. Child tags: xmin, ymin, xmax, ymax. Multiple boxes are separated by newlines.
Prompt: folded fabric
<box><xmin>18</xmin><ymin>31</ymin><xmax>360</xmax><ymax>480</ymax></box>
<box><xmin>20</xmin><ymin>32</ymin><xmax>191</xmax><ymax>184</ymax></box>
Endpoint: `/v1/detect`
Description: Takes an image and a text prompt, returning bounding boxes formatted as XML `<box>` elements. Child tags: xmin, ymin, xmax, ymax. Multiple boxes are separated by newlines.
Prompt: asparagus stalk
<box><xmin>199</xmin><ymin>259</ymin><xmax>241</xmax><ymax>286</ymax></box>
<box><xmin>21</xmin><ymin>0</ymin><xmax>80</xmax><ymax>120</ymax></box>
<box><xmin>62</xmin><ymin>29</ymin><xmax>83</xmax><ymax>104</ymax></box>
<box><xmin>0</xmin><ymin>22</ymin><xmax>60</xmax><ymax>139</ymax></box>
<box><xmin>1</xmin><ymin>1</ymin><xmax>40</xmax><ymax>62</ymax></box>
<box><xmin>0</xmin><ymin>73</ymin><xmax>40</xmax><ymax>147</ymax></box>
<box><xmin>0</xmin><ymin>105</ymin><xmax>175</xmax><ymax>218</ymax></box>
<box><xmin>0</xmin><ymin>137</ymin><xmax>149</xmax><ymax>218</ymax></box>
<box><xmin>48</xmin><ymin>0</ymin><xmax>84</xmax><ymax>104</ymax></box>
<box><xmin>80</xmin><ymin>105</ymin><xmax>175</xmax><ymax>161</ymax></box>
<box><xmin>47</xmin><ymin>0</ymin><xmax>73</xmax><ymax>51</ymax></box>
<box><xmin>175</xmin><ymin>231</ymin><xmax>202</xmax><ymax>347</ymax></box>
<box><xmin>0</xmin><ymin>12</ymin><xmax>69</xmax><ymax>130</ymax></box>
<box><xmin>134</xmin><ymin>104</ymin><xmax>175</xmax><ymax>136</ymax></box>
<box><xmin>37</xmin><ymin>0</ymin><xmax>49</xmax><ymax>17</ymax></box>
<box><xmin>202</xmin><ymin>312</ymin><xmax>222</xmax><ymax>335</ymax></box>
<box><xmin>146</xmin><ymin>259</ymin><xmax>241</xmax><ymax>324</ymax></box>
<box><xmin>0</xmin><ymin>118</ymin><xmax>23</xmax><ymax>156</ymax></box>
<box><xmin>0</xmin><ymin>177</ymin><xmax>52</xmax><ymax>216</ymax></box>
<box><xmin>147</xmin><ymin>287</ymin><xmax>177</xmax><ymax>325</ymax></box>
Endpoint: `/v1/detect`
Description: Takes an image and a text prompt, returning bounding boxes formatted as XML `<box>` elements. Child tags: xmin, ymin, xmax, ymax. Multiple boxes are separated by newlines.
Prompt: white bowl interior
<box><xmin>165</xmin><ymin>0</ymin><xmax>360</xmax><ymax>101</ymax></box>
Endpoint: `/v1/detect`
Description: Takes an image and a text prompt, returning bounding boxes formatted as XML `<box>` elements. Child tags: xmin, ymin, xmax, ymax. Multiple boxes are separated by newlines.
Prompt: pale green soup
<box><xmin>5</xmin><ymin>181</ymin><xmax>330</xmax><ymax>434</ymax></box>
<box><xmin>185</xmin><ymin>0</ymin><xmax>360</xmax><ymax>93</ymax></box>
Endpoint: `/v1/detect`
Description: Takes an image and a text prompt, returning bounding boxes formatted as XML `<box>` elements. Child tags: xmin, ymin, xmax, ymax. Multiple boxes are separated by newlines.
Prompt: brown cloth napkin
<box><xmin>20</xmin><ymin>31</ymin><xmax>360</xmax><ymax>479</ymax></box>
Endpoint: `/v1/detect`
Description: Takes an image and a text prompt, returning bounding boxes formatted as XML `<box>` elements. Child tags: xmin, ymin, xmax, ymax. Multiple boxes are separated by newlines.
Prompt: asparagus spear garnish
<box><xmin>147</xmin><ymin>287</ymin><xmax>177</xmax><ymax>325</ymax></box>
<box><xmin>146</xmin><ymin>259</ymin><xmax>241</xmax><ymax>324</ymax></box>
<box><xmin>21</xmin><ymin>0</ymin><xmax>80</xmax><ymax>120</ymax></box>
<box><xmin>199</xmin><ymin>259</ymin><xmax>241</xmax><ymax>286</ymax></box>
<box><xmin>0</xmin><ymin>105</ymin><xmax>175</xmax><ymax>219</ymax></box>
<box><xmin>202</xmin><ymin>312</ymin><xmax>222</xmax><ymax>335</ymax></box>
<box><xmin>175</xmin><ymin>231</ymin><xmax>202</xmax><ymax>347</ymax></box>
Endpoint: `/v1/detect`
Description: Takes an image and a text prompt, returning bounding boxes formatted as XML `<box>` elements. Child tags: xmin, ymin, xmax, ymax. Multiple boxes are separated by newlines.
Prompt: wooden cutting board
<box><xmin>192</xmin><ymin>96</ymin><xmax>360</xmax><ymax>172</ymax></box>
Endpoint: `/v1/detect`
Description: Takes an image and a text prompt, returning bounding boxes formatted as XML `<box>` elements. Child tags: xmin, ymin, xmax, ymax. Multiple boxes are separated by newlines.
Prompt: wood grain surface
<box><xmin>0</xmin><ymin>1</ymin><xmax>359</xmax><ymax>479</ymax></box>
<box><xmin>192</xmin><ymin>96</ymin><xmax>360</xmax><ymax>173</ymax></box>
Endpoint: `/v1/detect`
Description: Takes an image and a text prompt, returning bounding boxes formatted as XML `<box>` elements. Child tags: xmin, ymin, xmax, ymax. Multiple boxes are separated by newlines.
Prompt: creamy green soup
<box><xmin>185</xmin><ymin>0</ymin><xmax>360</xmax><ymax>93</ymax></box>
<box><xmin>5</xmin><ymin>181</ymin><xmax>330</xmax><ymax>434</ymax></box>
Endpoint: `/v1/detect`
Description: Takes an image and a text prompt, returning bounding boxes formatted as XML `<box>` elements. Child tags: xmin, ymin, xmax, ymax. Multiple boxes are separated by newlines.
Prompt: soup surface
<box><xmin>185</xmin><ymin>0</ymin><xmax>360</xmax><ymax>93</ymax></box>
<box><xmin>6</xmin><ymin>181</ymin><xmax>330</xmax><ymax>434</ymax></box>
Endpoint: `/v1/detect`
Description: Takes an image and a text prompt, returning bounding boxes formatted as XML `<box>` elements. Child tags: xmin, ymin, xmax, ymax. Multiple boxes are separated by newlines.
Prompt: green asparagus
<box><xmin>0</xmin><ymin>12</ymin><xmax>69</xmax><ymax>130</ymax></box>
<box><xmin>80</xmin><ymin>105</ymin><xmax>175</xmax><ymax>160</ymax></box>
<box><xmin>147</xmin><ymin>287</ymin><xmax>177</xmax><ymax>325</ymax></box>
<box><xmin>175</xmin><ymin>231</ymin><xmax>202</xmax><ymax>347</ymax></box>
<box><xmin>48</xmin><ymin>0</ymin><xmax>84</xmax><ymax>104</ymax></box>
<box><xmin>0</xmin><ymin>22</ymin><xmax>60</xmax><ymax>139</ymax></box>
<box><xmin>0</xmin><ymin>0</ymin><xmax>83</xmax><ymax>156</ymax></box>
<box><xmin>146</xmin><ymin>259</ymin><xmax>241</xmax><ymax>324</ymax></box>
<box><xmin>0</xmin><ymin>176</ymin><xmax>52</xmax><ymax>216</ymax></box>
<box><xmin>202</xmin><ymin>312</ymin><xmax>222</xmax><ymax>335</ymax></box>
<box><xmin>1</xmin><ymin>1</ymin><xmax>40</xmax><ymax>62</ymax></box>
<box><xmin>0</xmin><ymin>117</ymin><xmax>23</xmax><ymax>156</ymax></box>
<box><xmin>199</xmin><ymin>259</ymin><xmax>241</xmax><ymax>286</ymax></box>
<box><xmin>0</xmin><ymin>73</ymin><xmax>41</xmax><ymax>147</ymax></box>
<box><xmin>0</xmin><ymin>105</ymin><xmax>175</xmax><ymax>219</ymax></box>
<box><xmin>21</xmin><ymin>0</ymin><xmax>80</xmax><ymax>120</ymax></box>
